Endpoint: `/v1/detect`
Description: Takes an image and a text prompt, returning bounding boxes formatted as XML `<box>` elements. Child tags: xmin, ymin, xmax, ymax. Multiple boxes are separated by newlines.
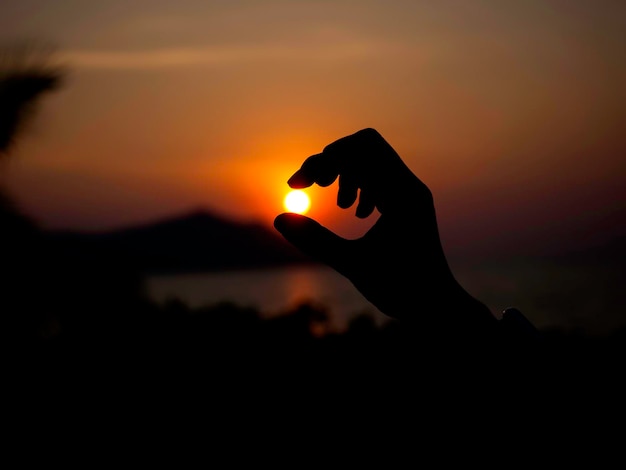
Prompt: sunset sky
<box><xmin>1</xmin><ymin>0</ymin><xmax>624</xmax><ymax>257</ymax></box>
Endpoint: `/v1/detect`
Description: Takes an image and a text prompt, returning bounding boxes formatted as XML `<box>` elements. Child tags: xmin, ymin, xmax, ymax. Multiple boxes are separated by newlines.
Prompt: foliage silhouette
<box><xmin>0</xmin><ymin>43</ymin><xmax>64</xmax><ymax>155</ymax></box>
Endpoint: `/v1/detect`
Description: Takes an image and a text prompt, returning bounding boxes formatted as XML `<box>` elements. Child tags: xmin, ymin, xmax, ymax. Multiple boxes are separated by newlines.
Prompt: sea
<box><xmin>146</xmin><ymin>261</ymin><xmax>624</xmax><ymax>336</ymax></box>
<box><xmin>146</xmin><ymin>265</ymin><xmax>386</xmax><ymax>332</ymax></box>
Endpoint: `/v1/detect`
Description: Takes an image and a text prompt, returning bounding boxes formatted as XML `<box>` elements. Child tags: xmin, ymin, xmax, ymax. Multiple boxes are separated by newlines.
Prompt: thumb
<box><xmin>274</xmin><ymin>213</ymin><xmax>350</xmax><ymax>274</ymax></box>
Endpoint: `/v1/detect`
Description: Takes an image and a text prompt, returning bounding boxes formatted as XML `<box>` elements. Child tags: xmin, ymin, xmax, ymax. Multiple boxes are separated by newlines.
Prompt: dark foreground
<box><xmin>3</xmin><ymin>209</ymin><xmax>626</xmax><ymax>448</ymax></box>
<box><xmin>5</xmin><ymin>292</ymin><xmax>626</xmax><ymax>456</ymax></box>
<box><xmin>8</xmin><ymin>295</ymin><xmax>626</xmax><ymax>398</ymax></box>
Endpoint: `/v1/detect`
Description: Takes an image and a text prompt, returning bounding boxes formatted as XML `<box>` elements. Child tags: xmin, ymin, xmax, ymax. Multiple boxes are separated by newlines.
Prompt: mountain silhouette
<box><xmin>47</xmin><ymin>209</ymin><xmax>317</xmax><ymax>274</ymax></box>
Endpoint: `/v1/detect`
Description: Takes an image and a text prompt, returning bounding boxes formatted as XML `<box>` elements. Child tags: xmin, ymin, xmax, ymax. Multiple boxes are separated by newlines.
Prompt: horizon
<box><xmin>40</xmin><ymin>203</ymin><xmax>625</xmax><ymax>265</ymax></box>
<box><xmin>1</xmin><ymin>0</ymin><xmax>624</xmax><ymax>259</ymax></box>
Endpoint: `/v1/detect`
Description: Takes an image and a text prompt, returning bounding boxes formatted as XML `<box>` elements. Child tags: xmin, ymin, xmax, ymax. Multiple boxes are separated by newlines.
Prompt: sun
<box><xmin>284</xmin><ymin>190</ymin><xmax>311</xmax><ymax>214</ymax></box>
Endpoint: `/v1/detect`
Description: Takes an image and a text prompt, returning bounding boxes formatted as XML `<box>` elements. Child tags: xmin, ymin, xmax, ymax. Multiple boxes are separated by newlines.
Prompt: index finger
<box><xmin>287</xmin><ymin>128</ymin><xmax>386</xmax><ymax>189</ymax></box>
<box><xmin>287</xmin><ymin>153</ymin><xmax>339</xmax><ymax>189</ymax></box>
<box><xmin>287</xmin><ymin>128</ymin><xmax>428</xmax><ymax>215</ymax></box>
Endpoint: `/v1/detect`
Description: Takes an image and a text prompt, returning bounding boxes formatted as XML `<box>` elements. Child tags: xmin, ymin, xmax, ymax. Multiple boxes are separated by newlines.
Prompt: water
<box><xmin>146</xmin><ymin>265</ymin><xmax>389</xmax><ymax>332</ymax></box>
<box><xmin>146</xmin><ymin>261</ymin><xmax>625</xmax><ymax>335</ymax></box>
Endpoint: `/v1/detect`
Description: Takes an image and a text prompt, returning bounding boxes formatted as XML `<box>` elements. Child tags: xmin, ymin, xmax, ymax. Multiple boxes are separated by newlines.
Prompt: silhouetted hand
<box><xmin>274</xmin><ymin>128</ymin><xmax>498</xmax><ymax>335</ymax></box>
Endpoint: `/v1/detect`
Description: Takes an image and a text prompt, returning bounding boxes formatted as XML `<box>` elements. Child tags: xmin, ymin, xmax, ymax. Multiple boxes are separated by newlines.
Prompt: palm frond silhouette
<box><xmin>0</xmin><ymin>42</ymin><xmax>65</xmax><ymax>156</ymax></box>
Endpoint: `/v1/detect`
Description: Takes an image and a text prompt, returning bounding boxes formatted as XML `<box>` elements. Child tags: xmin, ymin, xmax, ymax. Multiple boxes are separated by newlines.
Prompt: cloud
<box><xmin>60</xmin><ymin>40</ymin><xmax>398</xmax><ymax>70</ymax></box>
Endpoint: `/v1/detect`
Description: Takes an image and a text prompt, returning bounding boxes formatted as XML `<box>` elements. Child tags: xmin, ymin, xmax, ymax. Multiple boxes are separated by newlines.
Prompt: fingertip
<box><xmin>355</xmin><ymin>209</ymin><xmax>373</xmax><ymax>219</ymax></box>
<box><xmin>287</xmin><ymin>170</ymin><xmax>313</xmax><ymax>189</ymax></box>
<box><xmin>355</xmin><ymin>202</ymin><xmax>375</xmax><ymax>219</ymax></box>
<box><xmin>273</xmin><ymin>212</ymin><xmax>309</xmax><ymax>233</ymax></box>
<box><xmin>337</xmin><ymin>199</ymin><xmax>352</xmax><ymax>209</ymax></box>
<box><xmin>273</xmin><ymin>212</ymin><xmax>290</xmax><ymax>232</ymax></box>
<box><xmin>274</xmin><ymin>212</ymin><xmax>349</xmax><ymax>274</ymax></box>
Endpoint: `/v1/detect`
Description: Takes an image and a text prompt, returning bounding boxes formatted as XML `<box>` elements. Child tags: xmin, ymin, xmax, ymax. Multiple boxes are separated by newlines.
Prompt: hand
<box><xmin>274</xmin><ymin>128</ymin><xmax>497</xmax><ymax>335</ymax></box>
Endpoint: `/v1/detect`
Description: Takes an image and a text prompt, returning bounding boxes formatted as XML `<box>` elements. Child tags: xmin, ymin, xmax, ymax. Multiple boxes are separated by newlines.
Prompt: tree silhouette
<box><xmin>0</xmin><ymin>43</ymin><xmax>65</xmax><ymax>345</ymax></box>
<box><xmin>0</xmin><ymin>43</ymin><xmax>64</xmax><ymax>156</ymax></box>
<box><xmin>0</xmin><ymin>42</ymin><xmax>65</xmax><ymax>233</ymax></box>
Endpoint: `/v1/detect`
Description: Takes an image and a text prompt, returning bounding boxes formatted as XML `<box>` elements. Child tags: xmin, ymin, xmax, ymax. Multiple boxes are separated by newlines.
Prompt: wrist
<box><xmin>441</xmin><ymin>282</ymin><xmax>497</xmax><ymax>327</ymax></box>
<box><xmin>398</xmin><ymin>282</ymin><xmax>499</xmax><ymax>342</ymax></box>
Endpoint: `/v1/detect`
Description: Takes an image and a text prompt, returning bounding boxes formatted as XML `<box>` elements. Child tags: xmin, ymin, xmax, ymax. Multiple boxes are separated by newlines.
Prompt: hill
<box><xmin>47</xmin><ymin>210</ymin><xmax>316</xmax><ymax>274</ymax></box>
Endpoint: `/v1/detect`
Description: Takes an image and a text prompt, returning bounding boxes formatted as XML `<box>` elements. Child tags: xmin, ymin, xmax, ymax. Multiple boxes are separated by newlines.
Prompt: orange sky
<box><xmin>1</xmin><ymin>0</ymin><xmax>624</xmax><ymax>256</ymax></box>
